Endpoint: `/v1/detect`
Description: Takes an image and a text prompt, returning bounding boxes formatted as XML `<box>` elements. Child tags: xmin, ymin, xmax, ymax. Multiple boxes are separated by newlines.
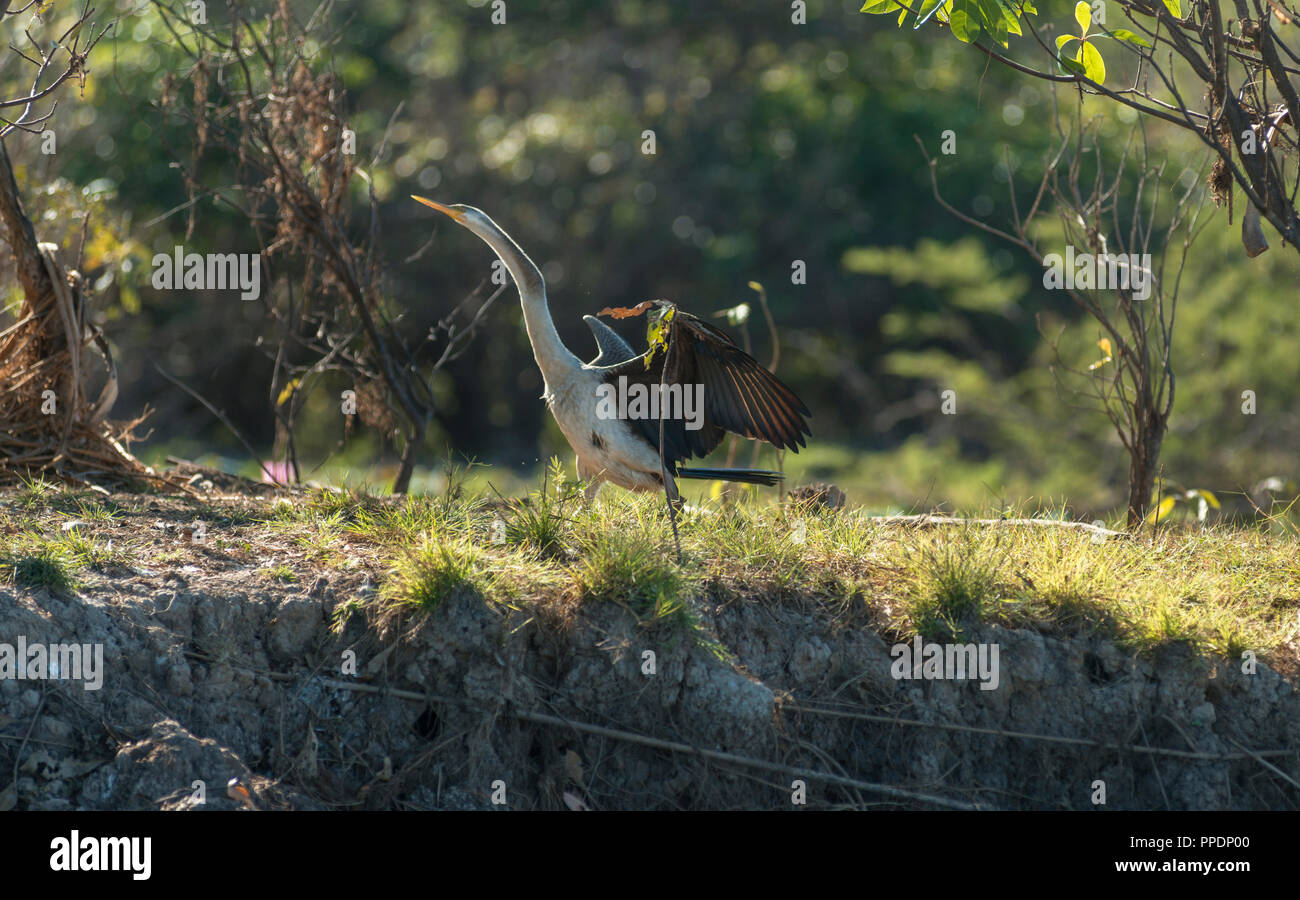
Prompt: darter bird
<box><xmin>413</xmin><ymin>197</ymin><xmax>811</xmax><ymax>504</ymax></box>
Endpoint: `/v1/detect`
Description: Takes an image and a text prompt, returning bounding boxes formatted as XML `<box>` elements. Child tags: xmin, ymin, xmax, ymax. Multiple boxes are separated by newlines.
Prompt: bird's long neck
<box><xmin>476</xmin><ymin>223</ymin><xmax>580</xmax><ymax>385</ymax></box>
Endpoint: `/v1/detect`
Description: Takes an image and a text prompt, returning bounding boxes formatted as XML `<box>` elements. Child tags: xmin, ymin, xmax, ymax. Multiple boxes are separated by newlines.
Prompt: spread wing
<box><xmin>594</xmin><ymin>304</ymin><xmax>811</xmax><ymax>468</ymax></box>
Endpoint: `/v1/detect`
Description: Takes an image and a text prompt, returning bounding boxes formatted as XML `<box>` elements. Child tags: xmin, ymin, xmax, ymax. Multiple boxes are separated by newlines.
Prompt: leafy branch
<box><xmin>866</xmin><ymin>0</ymin><xmax>1300</xmax><ymax>258</ymax></box>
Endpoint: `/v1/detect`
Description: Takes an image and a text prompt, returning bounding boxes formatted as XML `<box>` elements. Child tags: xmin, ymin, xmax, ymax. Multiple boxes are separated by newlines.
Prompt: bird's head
<box><xmin>411</xmin><ymin>196</ymin><xmax>497</xmax><ymax>236</ymax></box>
<box><xmin>411</xmin><ymin>195</ymin><xmax>543</xmax><ymax>291</ymax></box>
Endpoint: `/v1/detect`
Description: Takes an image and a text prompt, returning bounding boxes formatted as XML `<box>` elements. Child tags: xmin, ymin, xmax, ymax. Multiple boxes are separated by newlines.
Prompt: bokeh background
<box><xmin>4</xmin><ymin>0</ymin><xmax>1297</xmax><ymax>517</ymax></box>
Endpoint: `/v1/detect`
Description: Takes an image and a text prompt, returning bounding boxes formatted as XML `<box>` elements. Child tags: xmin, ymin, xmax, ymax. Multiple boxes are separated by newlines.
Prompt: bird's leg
<box><xmin>577</xmin><ymin>457</ymin><xmax>605</xmax><ymax>507</ymax></box>
<box><xmin>664</xmin><ymin>478</ymin><xmax>684</xmax><ymax>515</ymax></box>
<box><xmin>663</xmin><ymin>474</ymin><xmax>683</xmax><ymax>562</ymax></box>
<box><xmin>655</xmin><ymin>335</ymin><xmax>682</xmax><ymax>562</ymax></box>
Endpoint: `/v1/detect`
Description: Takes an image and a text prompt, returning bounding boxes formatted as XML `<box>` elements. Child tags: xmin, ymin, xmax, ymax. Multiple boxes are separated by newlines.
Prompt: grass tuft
<box><xmin>58</xmin><ymin>529</ymin><xmax>133</xmax><ymax>570</ymax></box>
<box><xmin>263</xmin><ymin>564</ymin><xmax>297</xmax><ymax>583</ymax></box>
<box><xmin>574</xmin><ymin>524</ymin><xmax>698</xmax><ymax>629</ymax></box>
<box><xmin>905</xmin><ymin>529</ymin><xmax>1006</xmax><ymax>640</ymax></box>
<box><xmin>501</xmin><ymin>458</ymin><xmax>579</xmax><ymax>557</ymax></box>
<box><xmin>15</xmin><ymin>473</ymin><xmax>61</xmax><ymax>511</ymax></box>
<box><xmin>382</xmin><ymin>537</ymin><xmax>497</xmax><ymax>612</ymax></box>
<box><xmin>0</xmin><ymin>532</ymin><xmax>81</xmax><ymax>595</ymax></box>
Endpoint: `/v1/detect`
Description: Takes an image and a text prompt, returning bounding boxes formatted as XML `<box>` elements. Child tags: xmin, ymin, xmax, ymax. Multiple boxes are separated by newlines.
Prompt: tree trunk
<box><xmin>390</xmin><ymin>422</ymin><xmax>426</xmax><ymax>495</ymax></box>
<box><xmin>1125</xmin><ymin>408</ymin><xmax>1165</xmax><ymax>530</ymax></box>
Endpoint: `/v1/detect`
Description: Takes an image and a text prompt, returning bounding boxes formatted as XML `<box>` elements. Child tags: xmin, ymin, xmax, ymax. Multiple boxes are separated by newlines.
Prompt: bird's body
<box><xmin>413</xmin><ymin>197</ymin><xmax>811</xmax><ymax>502</ymax></box>
<box><xmin>547</xmin><ymin>367</ymin><xmax>668</xmax><ymax>493</ymax></box>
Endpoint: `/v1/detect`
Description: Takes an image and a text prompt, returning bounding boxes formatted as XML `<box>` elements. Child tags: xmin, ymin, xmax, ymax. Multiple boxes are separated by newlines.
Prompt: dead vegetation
<box><xmin>0</xmin><ymin>6</ymin><xmax>172</xmax><ymax>492</ymax></box>
<box><xmin>0</xmin><ymin>145</ymin><xmax>166</xmax><ymax>491</ymax></box>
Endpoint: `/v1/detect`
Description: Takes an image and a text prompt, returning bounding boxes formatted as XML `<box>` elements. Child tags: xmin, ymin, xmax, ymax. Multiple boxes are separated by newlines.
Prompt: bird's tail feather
<box><xmin>676</xmin><ymin>467</ymin><xmax>784</xmax><ymax>486</ymax></box>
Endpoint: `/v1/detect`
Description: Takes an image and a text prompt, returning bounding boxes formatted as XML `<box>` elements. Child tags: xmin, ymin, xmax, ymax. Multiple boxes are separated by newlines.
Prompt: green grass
<box><xmin>874</xmin><ymin>518</ymin><xmax>1298</xmax><ymax>657</ymax></box>
<box><xmin>379</xmin><ymin>536</ymin><xmax>532</xmax><ymax>612</ymax></box>
<box><xmin>282</xmin><ymin>474</ymin><xmax>1300</xmax><ymax>662</ymax></box>
<box><xmin>11</xmin><ymin>550</ymin><xmax>77</xmax><ymax>594</ymax></box>
<box><xmin>13</xmin><ymin>475</ymin><xmax>128</xmax><ymax>521</ymax></box>
<box><xmin>263</xmin><ymin>564</ymin><xmax>298</xmax><ymax>583</ymax></box>
<box><xmin>500</xmin><ymin>458</ymin><xmax>580</xmax><ymax>557</ymax></box>
<box><xmin>0</xmin><ymin>532</ymin><xmax>83</xmax><ymax>595</ymax></box>
<box><xmin>62</xmin><ymin>497</ymin><xmax>124</xmax><ymax>523</ymax></box>
<box><xmin>58</xmin><ymin>529</ymin><xmax>134</xmax><ymax>570</ymax></box>
<box><xmin>8</xmin><ymin>472</ymin><xmax>1294</xmax><ymax>667</ymax></box>
<box><xmin>14</xmin><ymin>473</ymin><xmax>63</xmax><ymax>511</ymax></box>
<box><xmin>0</xmin><ymin>524</ymin><xmax>138</xmax><ymax>591</ymax></box>
<box><xmin>348</xmin><ymin>498</ymin><xmax>453</xmax><ymax>544</ymax></box>
<box><xmin>573</xmin><ymin>525</ymin><xmax>698</xmax><ymax>628</ymax></box>
<box><xmin>906</xmin><ymin>528</ymin><xmax>1005</xmax><ymax>640</ymax></box>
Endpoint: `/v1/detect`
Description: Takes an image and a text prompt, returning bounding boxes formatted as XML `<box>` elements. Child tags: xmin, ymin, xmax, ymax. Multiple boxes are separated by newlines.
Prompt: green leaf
<box><xmin>982</xmin><ymin>0</ymin><xmax>1013</xmax><ymax>46</ymax></box>
<box><xmin>976</xmin><ymin>0</ymin><xmax>1008</xmax><ymax>33</ymax></box>
<box><xmin>1161</xmin><ymin>0</ymin><xmax>1182</xmax><ymax>17</ymax></box>
<box><xmin>1058</xmin><ymin>51</ymin><xmax>1086</xmax><ymax>76</ymax></box>
<box><xmin>1145</xmin><ymin>495</ymin><xmax>1177</xmax><ymax>525</ymax></box>
<box><xmin>860</xmin><ymin>0</ymin><xmax>902</xmax><ymax>13</ymax></box>
<box><xmin>984</xmin><ymin>6</ymin><xmax>1010</xmax><ymax>46</ymax></box>
<box><xmin>999</xmin><ymin>1</ymin><xmax>1023</xmax><ymax>36</ymax></box>
<box><xmin>1056</xmin><ymin>33</ymin><xmax>1079</xmax><ymax>52</ymax></box>
<box><xmin>1074</xmin><ymin>0</ymin><xmax>1090</xmax><ymax>34</ymax></box>
<box><xmin>1105</xmin><ymin>28</ymin><xmax>1152</xmax><ymax>48</ymax></box>
<box><xmin>984</xmin><ymin>0</ymin><xmax>1022</xmax><ymax>33</ymax></box>
<box><xmin>912</xmin><ymin>0</ymin><xmax>950</xmax><ymax>28</ymax></box>
<box><xmin>949</xmin><ymin>5</ymin><xmax>980</xmax><ymax>42</ymax></box>
<box><xmin>1080</xmin><ymin>39</ymin><xmax>1106</xmax><ymax>82</ymax></box>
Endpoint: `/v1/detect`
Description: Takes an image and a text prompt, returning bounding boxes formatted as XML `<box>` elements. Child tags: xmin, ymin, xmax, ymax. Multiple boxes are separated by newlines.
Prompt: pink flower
<box><xmin>261</xmin><ymin>460</ymin><xmax>297</xmax><ymax>485</ymax></box>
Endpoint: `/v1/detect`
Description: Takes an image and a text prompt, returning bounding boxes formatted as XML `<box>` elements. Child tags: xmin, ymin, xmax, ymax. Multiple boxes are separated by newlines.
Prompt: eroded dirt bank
<box><xmin>1</xmin><ymin>491</ymin><xmax>1298</xmax><ymax>810</ymax></box>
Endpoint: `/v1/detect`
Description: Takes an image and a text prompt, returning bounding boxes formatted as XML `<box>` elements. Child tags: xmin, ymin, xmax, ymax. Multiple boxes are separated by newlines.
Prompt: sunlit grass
<box><xmin>0</xmin><ymin>531</ymin><xmax>82</xmax><ymax>595</ymax></box>
<box><xmin>868</xmin><ymin>519</ymin><xmax>1298</xmax><ymax>658</ymax></box>
<box><xmin>262</xmin><ymin>564</ymin><xmax>297</xmax><ymax>583</ymax></box>
<box><xmin>14</xmin><ymin>473</ymin><xmax>62</xmax><ymax>511</ymax></box>
<box><xmin>276</xmin><ymin>470</ymin><xmax>1300</xmax><ymax>660</ymax></box>
<box><xmin>573</xmin><ymin>521</ymin><xmax>698</xmax><ymax>628</ymax></box>
<box><xmin>57</xmin><ymin>529</ymin><xmax>134</xmax><ymax>570</ymax></box>
<box><xmin>62</xmin><ymin>496</ymin><xmax>123</xmax><ymax>523</ymax></box>
<box><xmin>906</xmin><ymin>527</ymin><xmax>1005</xmax><ymax>640</ymax></box>
<box><xmin>500</xmin><ymin>459</ymin><xmax>580</xmax><ymax>558</ymax></box>
<box><xmin>376</xmin><ymin>533</ymin><xmax>561</xmax><ymax>618</ymax></box>
<box><xmin>382</xmin><ymin>538</ymin><xmax>489</xmax><ymax>611</ymax></box>
<box><xmin>4</xmin><ymin>472</ymin><xmax>1297</xmax><ymax>666</ymax></box>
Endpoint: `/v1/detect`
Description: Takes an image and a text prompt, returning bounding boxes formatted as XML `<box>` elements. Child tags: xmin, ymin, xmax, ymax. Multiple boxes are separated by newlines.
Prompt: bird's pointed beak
<box><xmin>411</xmin><ymin>195</ymin><xmax>465</xmax><ymax>222</ymax></box>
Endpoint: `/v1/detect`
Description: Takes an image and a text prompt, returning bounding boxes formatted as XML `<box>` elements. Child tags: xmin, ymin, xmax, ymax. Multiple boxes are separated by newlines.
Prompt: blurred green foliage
<box><xmin>0</xmin><ymin>0</ymin><xmax>1295</xmax><ymax>517</ymax></box>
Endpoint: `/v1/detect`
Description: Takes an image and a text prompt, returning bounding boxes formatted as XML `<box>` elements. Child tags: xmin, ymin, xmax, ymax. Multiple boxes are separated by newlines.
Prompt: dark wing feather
<box><xmin>582</xmin><ymin>315</ymin><xmax>637</xmax><ymax>366</ymax></box>
<box><xmin>681</xmin><ymin>313</ymin><xmax>810</xmax><ymax>449</ymax></box>
<box><xmin>597</xmin><ymin>306</ymin><xmax>811</xmax><ymax>468</ymax></box>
